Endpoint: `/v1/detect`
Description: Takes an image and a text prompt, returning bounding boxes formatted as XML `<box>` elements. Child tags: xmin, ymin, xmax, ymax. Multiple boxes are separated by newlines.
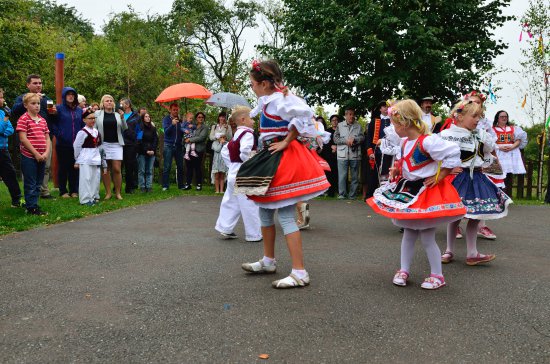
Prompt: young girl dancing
<box><xmin>367</xmin><ymin>100</ymin><xmax>466</xmax><ymax>290</ymax></box>
<box><xmin>440</xmin><ymin>101</ymin><xmax>512</xmax><ymax>265</ymax></box>
<box><xmin>235</xmin><ymin>60</ymin><xmax>330</xmax><ymax>289</ymax></box>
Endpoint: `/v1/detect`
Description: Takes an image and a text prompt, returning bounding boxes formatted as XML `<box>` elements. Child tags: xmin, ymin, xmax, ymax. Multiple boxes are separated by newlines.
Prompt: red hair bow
<box><xmin>251</xmin><ymin>59</ymin><xmax>262</xmax><ymax>72</ymax></box>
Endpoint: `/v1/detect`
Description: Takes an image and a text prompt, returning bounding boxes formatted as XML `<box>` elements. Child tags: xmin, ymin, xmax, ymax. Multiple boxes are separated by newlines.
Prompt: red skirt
<box><xmin>247</xmin><ymin>140</ymin><xmax>330</xmax><ymax>203</ymax></box>
<box><xmin>366</xmin><ymin>177</ymin><xmax>466</xmax><ymax>220</ymax></box>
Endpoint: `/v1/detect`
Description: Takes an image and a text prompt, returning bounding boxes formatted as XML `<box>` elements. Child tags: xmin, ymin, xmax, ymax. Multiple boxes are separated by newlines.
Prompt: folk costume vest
<box><xmin>82</xmin><ymin>128</ymin><xmax>101</xmax><ymax>148</ymax></box>
<box><xmin>228</xmin><ymin>130</ymin><xmax>257</xmax><ymax>163</ymax></box>
<box><xmin>493</xmin><ymin>126</ymin><xmax>515</xmax><ymax>144</ymax></box>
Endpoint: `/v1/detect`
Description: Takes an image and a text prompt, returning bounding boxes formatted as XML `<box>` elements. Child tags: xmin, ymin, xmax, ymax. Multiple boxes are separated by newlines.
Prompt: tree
<box><xmin>518</xmin><ymin>0</ymin><xmax>550</xmax><ymax>201</ymax></box>
<box><xmin>259</xmin><ymin>0</ymin><xmax>513</xmax><ymax>113</ymax></box>
<box><xmin>170</xmin><ymin>0</ymin><xmax>260</xmax><ymax>93</ymax></box>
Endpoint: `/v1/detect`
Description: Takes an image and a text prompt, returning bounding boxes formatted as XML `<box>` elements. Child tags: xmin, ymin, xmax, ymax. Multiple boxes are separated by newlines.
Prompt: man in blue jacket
<box><xmin>0</xmin><ymin>88</ymin><xmax>22</xmax><ymax>207</ymax></box>
<box><xmin>52</xmin><ymin>87</ymin><xmax>83</xmax><ymax>198</ymax></box>
<box><xmin>162</xmin><ymin>103</ymin><xmax>184</xmax><ymax>190</ymax></box>
<box><xmin>12</xmin><ymin>74</ymin><xmax>56</xmax><ymax>199</ymax></box>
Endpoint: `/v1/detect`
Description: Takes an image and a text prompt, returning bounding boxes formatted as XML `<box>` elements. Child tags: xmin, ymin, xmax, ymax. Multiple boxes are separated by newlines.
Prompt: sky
<box><xmin>61</xmin><ymin>0</ymin><xmax>533</xmax><ymax>125</ymax></box>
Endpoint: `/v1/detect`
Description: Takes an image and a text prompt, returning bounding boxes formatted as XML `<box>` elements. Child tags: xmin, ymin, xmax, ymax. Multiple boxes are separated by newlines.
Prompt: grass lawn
<box><xmin>0</xmin><ymin>182</ymin><xmax>219</xmax><ymax>236</ymax></box>
<box><xmin>0</xmin><ymin>181</ymin><xmax>547</xmax><ymax>237</ymax></box>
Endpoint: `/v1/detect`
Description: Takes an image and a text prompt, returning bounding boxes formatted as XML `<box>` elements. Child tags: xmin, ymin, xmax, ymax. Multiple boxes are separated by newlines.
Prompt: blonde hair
<box><xmin>99</xmin><ymin>94</ymin><xmax>114</xmax><ymax>110</ymax></box>
<box><xmin>231</xmin><ymin>106</ymin><xmax>252</xmax><ymax>125</ymax></box>
<box><xmin>390</xmin><ymin>99</ymin><xmax>429</xmax><ymax>135</ymax></box>
<box><xmin>23</xmin><ymin>93</ymin><xmax>40</xmax><ymax>105</ymax></box>
<box><xmin>451</xmin><ymin>100</ymin><xmax>483</xmax><ymax>120</ymax></box>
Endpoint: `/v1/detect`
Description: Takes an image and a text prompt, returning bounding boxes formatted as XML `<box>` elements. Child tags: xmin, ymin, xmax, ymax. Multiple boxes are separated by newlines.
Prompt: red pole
<box><xmin>52</xmin><ymin>53</ymin><xmax>64</xmax><ymax>188</ymax></box>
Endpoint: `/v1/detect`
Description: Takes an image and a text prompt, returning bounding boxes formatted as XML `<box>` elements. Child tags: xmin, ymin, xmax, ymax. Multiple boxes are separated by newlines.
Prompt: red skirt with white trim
<box><xmin>366</xmin><ymin>177</ymin><xmax>466</xmax><ymax>222</ymax></box>
<box><xmin>235</xmin><ymin>140</ymin><xmax>329</xmax><ymax>204</ymax></box>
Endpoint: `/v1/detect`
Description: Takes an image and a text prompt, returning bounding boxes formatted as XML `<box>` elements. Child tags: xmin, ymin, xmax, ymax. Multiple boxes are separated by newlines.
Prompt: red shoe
<box><xmin>466</xmin><ymin>253</ymin><xmax>496</xmax><ymax>266</ymax></box>
<box><xmin>478</xmin><ymin>226</ymin><xmax>497</xmax><ymax>240</ymax></box>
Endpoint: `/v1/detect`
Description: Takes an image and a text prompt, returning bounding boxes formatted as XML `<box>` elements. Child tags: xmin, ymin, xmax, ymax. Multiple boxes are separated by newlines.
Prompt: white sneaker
<box><xmin>272</xmin><ymin>273</ymin><xmax>310</xmax><ymax>288</ymax></box>
<box><xmin>241</xmin><ymin>260</ymin><xmax>276</xmax><ymax>274</ymax></box>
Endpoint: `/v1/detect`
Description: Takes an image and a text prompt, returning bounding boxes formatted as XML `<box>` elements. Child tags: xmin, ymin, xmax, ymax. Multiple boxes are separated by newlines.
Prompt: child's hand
<box><xmin>74</xmin><ymin>164</ymin><xmax>79</xmax><ymax>169</ymax></box>
<box><xmin>423</xmin><ymin>175</ymin><xmax>439</xmax><ymax>188</ymax></box>
<box><xmin>450</xmin><ymin>167</ymin><xmax>463</xmax><ymax>175</ymax></box>
<box><xmin>268</xmin><ymin>140</ymin><xmax>289</xmax><ymax>154</ymax></box>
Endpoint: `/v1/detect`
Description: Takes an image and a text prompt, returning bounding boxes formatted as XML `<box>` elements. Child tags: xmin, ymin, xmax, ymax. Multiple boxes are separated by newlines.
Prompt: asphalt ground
<box><xmin>0</xmin><ymin>197</ymin><xmax>549</xmax><ymax>363</ymax></box>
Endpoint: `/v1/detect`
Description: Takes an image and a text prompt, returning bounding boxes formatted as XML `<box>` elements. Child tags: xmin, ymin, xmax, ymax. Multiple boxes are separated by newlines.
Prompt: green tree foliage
<box><xmin>260</xmin><ymin>0</ymin><xmax>513</xmax><ymax>112</ymax></box>
<box><xmin>170</xmin><ymin>0</ymin><xmax>260</xmax><ymax>93</ymax></box>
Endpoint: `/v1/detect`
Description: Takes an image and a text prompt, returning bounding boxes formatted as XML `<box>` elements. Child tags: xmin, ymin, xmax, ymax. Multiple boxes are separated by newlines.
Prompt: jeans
<box><xmin>337</xmin><ymin>159</ymin><xmax>359</xmax><ymax>198</ymax></box>
<box><xmin>0</xmin><ymin>149</ymin><xmax>22</xmax><ymax>204</ymax></box>
<box><xmin>56</xmin><ymin>144</ymin><xmax>78</xmax><ymax>195</ymax></box>
<box><xmin>21</xmin><ymin>155</ymin><xmax>45</xmax><ymax>209</ymax></box>
<box><xmin>162</xmin><ymin>144</ymin><xmax>184</xmax><ymax>189</ymax></box>
<box><xmin>137</xmin><ymin>154</ymin><xmax>155</xmax><ymax>189</ymax></box>
<box><xmin>259</xmin><ymin>204</ymin><xmax>299</xmax><ymax>235</ymax></box>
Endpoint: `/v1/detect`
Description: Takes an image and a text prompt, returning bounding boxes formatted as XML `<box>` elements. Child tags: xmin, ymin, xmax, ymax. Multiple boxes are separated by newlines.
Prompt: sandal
<box><xmin>242</xmin><ymin>259</ymin><xmax>277</xmax><ymax>274</ymax></box>
<box><xmin>392</xmin><ymin>270</ymin><xmax>409</xmax><ymax>286</ymax></box>
<box><xmin>272</xmin><ymin>273</ymin><xmax>310</xmax><ymax>288</ymax></box>
<box><xmin>466</xmin><ymin>253</ymin><xmax>496</xmax><ymax>266</ymax></box>
<box><xmin>441</xmin><ymin>251</ymin><xmax>454</xmax><ymax>264</ymax></box>
<box><xmin>421</xmin><ymin>274</ymin><xmax>446</xmax><ymax>290</ymax></box>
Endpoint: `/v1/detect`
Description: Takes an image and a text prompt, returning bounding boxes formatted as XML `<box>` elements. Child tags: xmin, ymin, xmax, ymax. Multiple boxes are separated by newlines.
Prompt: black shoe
<box><xmin>125</xmin><ymin>189</ymin><xmax>135</xmax><ymax>194</ymax></box>
<box><xmin>182</xmin><ymin>184</ymin><xmax>192</xmax><ymax>190</ymax></box>
<box><xmin>11</xmin><ymin>201</ymin><xmax>23</xmax><ymax>208</ymax></box>
<box><xmin>140</xmin><ymin>187</ymin><xmax>146</xmax><ymax>193</ymax></box>
<box><xmin>196</xmin><ymin>184</ymin><xmax>202</xmax><ymax>191</ymax></box>
<box><xmin>40</xmin><ymin>194</ymin><xmax>54</xmax><ymax>199</ymax></box>
<box><xmin>27</xmin><ymin>207</ymin><xmax>47</xmax><ymax>216</ymax></box>
<box><xmin>220</xmin><ymin>232</ymin><xmax>238</xmax><ymax>239</ymax></box>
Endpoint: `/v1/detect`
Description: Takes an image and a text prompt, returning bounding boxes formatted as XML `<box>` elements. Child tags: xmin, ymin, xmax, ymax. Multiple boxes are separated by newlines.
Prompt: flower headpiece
<box><xmin>251</xmin><ymin>59</ymin><xmax>262</xmax><ymax>72</ymax></box>
<box><xmin>464</xmin><ymin>90</ymin><xmax>486</xmax><ymax>102</ymax></box>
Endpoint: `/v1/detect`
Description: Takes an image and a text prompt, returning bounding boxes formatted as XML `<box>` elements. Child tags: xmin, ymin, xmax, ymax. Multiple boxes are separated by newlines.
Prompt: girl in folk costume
<box><xmin>439</xmin><ymin>92</ymin><xmax>501</xmax><ymax>240</ymax></box>
<box><xmin>439</xmin><ymin>101</ymin><xmax>512</xmax><ymax>266</ymax></box>
<box><xmin>367</xmin><ymin>100</ymin><xmax>466</xmax><ymax>290</ymax></box>
<box><xmin>235</xmin><ymin>60</ymin><xmax>330</xmax><ymax>289</ymax></box>
<box><xmin>73</xmin><ymin>109</ymin><xmax>107</xmax><ymax>206</ymax></box>
<box><xmin>215</xmin><ymin>106</ymin><xmax>262</xmax><ymax>242</ymax></box>
<box><xmin>490</xmin><ymin>110</ymin><xmax>528</xmax><ymax>196</ymax></box>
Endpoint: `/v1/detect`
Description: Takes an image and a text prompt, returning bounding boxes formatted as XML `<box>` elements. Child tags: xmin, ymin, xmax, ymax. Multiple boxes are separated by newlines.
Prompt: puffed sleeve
<box><xmin>239</xmin><ymin>131</ymin><xmax>255</xmax><ymax>162</ymax></box>
<box><xmin>423</xmin><ymin>134</ymin><xmax>461</xmax><ymax>169</ymax></box>
<box><xmin>73</xmin><ymin>130</ymin><xmax>86</xmax><ymax>160</ymax></box>
<box><xmin>478</xmin><ymin>129</ymin><xmax>497</xmax><ymax>153</ymax></box>
<box><xmin>515</xmin><ymin>126</ymin><xmax>528</xmax><ymax>149</ymax></box>
<box><xmin>275</xmin><ymin>94</ymin><xmax>317</xmax><ymax>137</ymax></box>
<box><xmin>380</xmin><ymin>125</ymin><xmax>402</xmax><ymax>157</ymax></box>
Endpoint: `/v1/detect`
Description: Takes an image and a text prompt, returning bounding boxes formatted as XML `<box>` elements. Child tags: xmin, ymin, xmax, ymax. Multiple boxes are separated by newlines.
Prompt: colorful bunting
<box><xmin>488</xmin><ymin>82</ymin><xmax>497</xmax><ymax>103</ymax></box>
<box><xmin>521</xmin><ymin>94</ymin><xmax>527</xmax><ymax>108</ymax></box>
<box><xmin>545</xmin><ymin>114</ymin><xmax>550</xmax><ymax>131</ymax></box>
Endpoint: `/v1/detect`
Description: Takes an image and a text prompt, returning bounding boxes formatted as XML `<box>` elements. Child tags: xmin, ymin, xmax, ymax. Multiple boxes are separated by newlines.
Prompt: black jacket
<box><xmin>137</xmin><ymin>122</ymin><xmax>158</xmax><ymax>155</ymax></box>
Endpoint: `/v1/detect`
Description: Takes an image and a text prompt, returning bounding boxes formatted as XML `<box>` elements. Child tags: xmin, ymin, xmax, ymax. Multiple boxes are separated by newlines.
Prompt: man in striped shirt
<box><xmin>16</xmin><ymin>93</ymin><xmax>51</xmax><ymax>215</ymax></box>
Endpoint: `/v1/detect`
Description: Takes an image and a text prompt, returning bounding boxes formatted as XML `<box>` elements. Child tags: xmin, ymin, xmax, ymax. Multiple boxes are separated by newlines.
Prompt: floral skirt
<box><xmin>367</xmin><ymin>177</ymin><xmax>466</xmax><ymax>229</ymax></box>
<box><xmin>449</xmin><ymin>170</ymin><xmax>512</xmax><ymax>220</ymax></box>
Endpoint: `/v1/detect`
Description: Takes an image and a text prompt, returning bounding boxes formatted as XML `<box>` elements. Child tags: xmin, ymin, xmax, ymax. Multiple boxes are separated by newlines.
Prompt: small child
<box><xmin>16</xmin><ymin>93</ymin><xmax>51</xmax><ymax>215</ymax></box>
<box><xmin>439</xmin><ymin>100</ymin><xmax>511</xmax><ymax>265</ymax></box>
<box><xmin>73</xmin><ymin>109</ymin><xmax>107</xmax><ymax>206</ymax></box>
<box><xmin>367</xmin><ymin>99</ymin><xmax>466</xmax><ymax>290</ymax></box>
<box><xmin>181</xmin><ymin>113</ymin><xmax>197</xmax><ymax>160</ymax></box>
<box><xmin>215</xmin><ymin>106</ymin><xmax>262</xmax><ymax>242</ymax></box>
<box><xmin>0</xmin><ymin>87</ymin><xmax>22</xmax><ymax>207</ymax></box>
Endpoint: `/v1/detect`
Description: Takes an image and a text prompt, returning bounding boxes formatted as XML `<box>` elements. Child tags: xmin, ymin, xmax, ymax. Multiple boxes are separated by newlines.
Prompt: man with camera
<box><xmin>334</xmin><ymin>107</ymin><xmax>364</xmax><ymax>200</ymax></box>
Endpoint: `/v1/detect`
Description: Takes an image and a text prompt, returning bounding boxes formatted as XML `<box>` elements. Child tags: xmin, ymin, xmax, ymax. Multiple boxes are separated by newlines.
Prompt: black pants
<box><xmin>123</xmin><ymin>145</ymin><xmax>138</xmax><ymax>192</ymax></box>
<box><xmin>0</xmin><ymin>149</ymin><xmax>22</xmax><ymax>204</ymax></box>
<box><xmin>185</xmin><ymin>151</ymin><xmax>204</xmax><ymax>186</ymax></box>
<box><xmin>56</xmin><ymin>145</ymin><xmax>78</xmax><ymax>195</ymax></box>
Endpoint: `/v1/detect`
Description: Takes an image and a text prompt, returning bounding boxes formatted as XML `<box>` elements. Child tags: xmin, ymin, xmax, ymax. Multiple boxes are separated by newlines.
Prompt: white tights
<box><xmin>400</xmin><ymin>228</ymin><xmax>442</xmax><ymax>276</ymax></box>
<box><xmin>446</xmin><ymin>219</ymin><xmax>480</xmax><ymax>258</ymax></box>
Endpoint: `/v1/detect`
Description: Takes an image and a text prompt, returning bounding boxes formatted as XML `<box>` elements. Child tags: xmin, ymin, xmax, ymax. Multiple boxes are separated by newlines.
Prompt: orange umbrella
<box><xmin>155</xmin><ymin>83</ymin><xmax>212</xmax><ymax>103</ymax></box>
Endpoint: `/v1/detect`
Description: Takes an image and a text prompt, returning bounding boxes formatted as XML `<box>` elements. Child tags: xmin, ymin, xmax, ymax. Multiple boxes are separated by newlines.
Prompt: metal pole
<box><xmin>52</xmin><ymin>52</ymin><xmax>65</xmax><ymax>188</ymax></box>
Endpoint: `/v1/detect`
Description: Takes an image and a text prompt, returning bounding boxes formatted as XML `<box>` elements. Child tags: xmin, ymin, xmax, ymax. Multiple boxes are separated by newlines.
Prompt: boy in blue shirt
<box><xmin>0</xmin><ymin>88</ymin><xmax>22</xmax><ymax>207</ymax></box>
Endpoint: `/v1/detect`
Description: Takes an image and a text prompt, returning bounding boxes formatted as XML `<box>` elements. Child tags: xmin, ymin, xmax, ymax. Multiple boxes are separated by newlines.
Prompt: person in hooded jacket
<box><xmin>52</xmin><ymin>87</ymin><xmax>83</xmax><ymax>198</ymax></box>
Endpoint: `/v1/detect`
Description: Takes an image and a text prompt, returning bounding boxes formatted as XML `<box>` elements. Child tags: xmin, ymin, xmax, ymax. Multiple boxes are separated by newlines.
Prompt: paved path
<box><xmin>1</xmin><ymin>197</ymin><xmax>549</xmax><ymax>363</ymax></box>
